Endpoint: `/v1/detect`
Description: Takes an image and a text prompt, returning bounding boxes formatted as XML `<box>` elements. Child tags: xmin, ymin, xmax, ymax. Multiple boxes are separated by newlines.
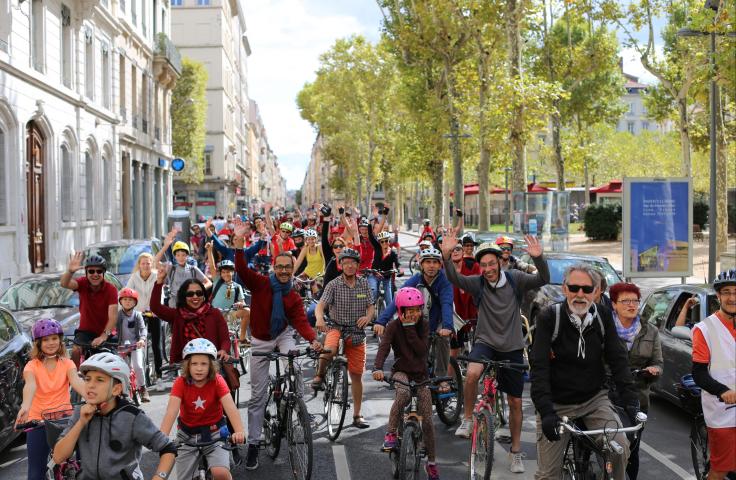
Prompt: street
<box><xmin>0</xmin><ymin>234</ymin><xmax>704</xmax><ymax>480</ymax></box>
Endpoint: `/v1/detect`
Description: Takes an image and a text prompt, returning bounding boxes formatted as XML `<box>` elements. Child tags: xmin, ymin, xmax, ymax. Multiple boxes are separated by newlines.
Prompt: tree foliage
<box><xmin>171</xmin><ymin>58</ymin><xmax>208</xmax><ymax>183</ymax></box>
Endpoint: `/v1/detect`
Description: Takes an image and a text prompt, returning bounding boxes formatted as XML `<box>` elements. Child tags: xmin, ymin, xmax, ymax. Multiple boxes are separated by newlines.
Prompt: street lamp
<box><xmin>676</xmin><ymin>4</ymin><xmax>735</xmax><ymax>282</ymax></box>
<box><xmin>504</xmin><ymin>167</ymin><xmax>513</xmax><ymax>232</ymax></box>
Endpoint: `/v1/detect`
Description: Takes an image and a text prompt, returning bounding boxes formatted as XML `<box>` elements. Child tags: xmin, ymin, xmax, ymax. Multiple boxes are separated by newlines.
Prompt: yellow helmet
<box><xmin>172</xmin><ymin>241</ymin><xmax>190</xmax><ymax>254</ymax></box>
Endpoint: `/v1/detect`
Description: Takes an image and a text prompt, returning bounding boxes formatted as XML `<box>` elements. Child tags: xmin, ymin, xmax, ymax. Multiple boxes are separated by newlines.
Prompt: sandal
<box><xmin>353</xmin><ymin>416</ymin><xmax>370</xmax><ymax>429</ymax></box>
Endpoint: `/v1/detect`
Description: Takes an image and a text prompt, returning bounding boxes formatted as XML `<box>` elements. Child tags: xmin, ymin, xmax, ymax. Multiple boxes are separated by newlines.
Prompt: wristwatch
<box><xmin>104</xmin><ymin>329</ymin><xmax>112</xmax><ymax>336</ymax></box>
<box><xmin>156</xmin><ymin>472</ymin><xmax>169</xmax><ymax>479</ymax></box>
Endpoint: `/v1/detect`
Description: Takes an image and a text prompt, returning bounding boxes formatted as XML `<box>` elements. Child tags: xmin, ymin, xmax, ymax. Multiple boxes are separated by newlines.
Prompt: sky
<box><xmin>243</xmin><ymin>0</ymin><xmax>663</xmax><ymax>191</ymax></box>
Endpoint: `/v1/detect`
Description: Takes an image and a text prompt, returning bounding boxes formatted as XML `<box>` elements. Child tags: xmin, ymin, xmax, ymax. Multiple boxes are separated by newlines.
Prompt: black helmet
<box><xmin>84</xmin><ymin>254</ymin><xmax>107</xmax><ymax>270</ymax></box>
<box><xmin>338</xmin><ymin>248</ymin><xmax>361</xmax><ymax>263</ymax></box>
<box><xmin>359</xmin><ymin>219</ymin><xmax>370</xmax><ymax>228</ymax></box>
<box><xmin>291</xmin><ymin>228</ymin><xmax>305</xmax><ymax>238</ymax></box>
<box><xmin>461</xmin><ymin>234</ymin><xmax>477</xmax><ymax>246</ymax></box>
<box><xmin>714</xmin><ymin>269</ymin><xmax>736</xmax><ymax>292</ymax></box>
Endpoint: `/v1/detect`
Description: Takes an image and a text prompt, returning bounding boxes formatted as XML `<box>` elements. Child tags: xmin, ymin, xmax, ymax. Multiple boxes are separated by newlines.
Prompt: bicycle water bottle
<box><xmin>219</xmin><ymin>425</ymin><xmax>230</xmax><ymax>440</ymax></box>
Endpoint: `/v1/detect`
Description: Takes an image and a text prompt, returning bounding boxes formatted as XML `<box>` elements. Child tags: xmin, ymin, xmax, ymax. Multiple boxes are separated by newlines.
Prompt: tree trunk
<box><xmin>552</xmin><ymin>107</ymin><xmax>564</xmax><ymax>191</ymax></box>
<box><xmin>364</xmin><ymin>142</ymin><xmax>375</xmax><ymax>214</ymax></box>
<box><xmin>677</xmin><ymin>99</ymin><xmax>692</xmax><ymax>178</ymax></box>
<box><xmin>431</xmin><ymin>159</ymin><xmax>444</xmax><ymax>227</ymax></box>
<box><xmin>715</xmin><ymin>85</ymin><xmax>728</xmax><ymax>257</ymax></box>
<box><xmin>507</xmin><ymin>0</ymin><xmax>527</xmax><ymax>193</ymax></box>
<box><xmin>477</xmin><ymin>42</ymin><xmax>490</xmax><ymax>232</ymax></box>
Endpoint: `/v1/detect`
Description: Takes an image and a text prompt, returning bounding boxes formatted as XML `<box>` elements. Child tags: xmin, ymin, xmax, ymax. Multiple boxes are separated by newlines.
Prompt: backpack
<box><xmin>550</xmin><ymin>303</ymin><xmax>605</xmax><ymax>345</ymax></box>
<box><xmin>210</xmin><ymin>278</ymin><xmax>242</xmax><ymax>304</ymax></box>
<box><xmin>471</xmin><ymin>271</ymin><xmax>523</xmax><ymax>308</ymax></box>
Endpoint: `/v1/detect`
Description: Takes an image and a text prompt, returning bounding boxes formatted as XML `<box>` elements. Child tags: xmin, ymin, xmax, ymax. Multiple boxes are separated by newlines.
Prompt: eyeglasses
<box><xmin>478</xmin><ymin>262</ymin><xmax>497</xmax><ymax>269</ymax></box>
<box><xmin>452</xmin><ymin>246</ymin><xmax>463</xmax><ymax>252</ymax></box>
<box><xmin>380</xmin><ymin>240</ymin><xmax>390</xmax><ymax>244</ymax></box>
<box><xmin>333</xmin><ymin>244</ymin><xmax>345</xmax><ymax>249</ymax></box>
<box><xmin>617</xmin><ymin>299</ymin><xmax>640</xmax><ymax>305</ymax></box>
<box><xmin>274</xmin><ymin>264</ymin><xmax>293</xmax><ymax>271</ymax></box>
<box><xmin>86</xmin><ymin>269</ymin><xmax>104</xmax><ymax>275</ymax></box>
<box><xmin>566</xmin><ymin>284</ymin><xmax>595</xmax><ymax>294</ymax></box>
<box><xmin>185</xmin><ymin>290</ymin><xmax>205</xmax><ymax>298</ymax></box>
<box><xmin>499</xmin><ymin>246</ymin><xmax>513</xmax><ymax>252</ymax></box>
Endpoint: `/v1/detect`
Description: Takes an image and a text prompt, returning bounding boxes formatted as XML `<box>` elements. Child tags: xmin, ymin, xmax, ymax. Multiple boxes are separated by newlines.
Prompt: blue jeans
<box><xmin>368</xmin><ymin>274</ymin><xmax>393</xmax><ymax>307</ymax></box>
<box><xmin>307</xmin><ymin>301</ymin><xmax>317</xmax><ymax>327</ymax></box>
<box><xmin>27</xmin><ymin>425</ymin><xmax>49</xmax><ymax>480</ymax></box>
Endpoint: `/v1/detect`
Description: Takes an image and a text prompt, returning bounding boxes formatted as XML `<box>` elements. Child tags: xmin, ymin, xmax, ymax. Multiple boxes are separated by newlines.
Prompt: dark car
<box><xmin>0</xmin><ymin>271</ymin><xmax>123</xmax><ymax>338</ymax></box>
<box><xmin>83</xmin><ymin>238</ymin><xmax>162</xmax><ymax>285</ymax></box>
<box><xmin>519</xmin><ymin>252</ymin><xmax>622</xmax><ymax>329</ymax></box>
<box><xmin>637</xmin><ymin>284</ymin><xmax>718</xmax><ymax>406</ymax></box>
<box><xmin>0</xmin><ymin>306</ymin><xmax>32</xmax><ymax>452</ymax></box>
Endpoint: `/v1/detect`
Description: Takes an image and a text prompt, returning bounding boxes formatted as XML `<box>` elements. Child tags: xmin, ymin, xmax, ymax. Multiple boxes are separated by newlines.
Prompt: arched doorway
<box><xmin>26</xmin><ymin>121</ymin><xmax>45</xmax><ymax>272</ymax></box>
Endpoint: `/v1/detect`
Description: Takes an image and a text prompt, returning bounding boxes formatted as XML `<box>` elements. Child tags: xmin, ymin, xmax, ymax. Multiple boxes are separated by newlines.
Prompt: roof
<box><xmin>591</xmin><ymin>180</ymin><xmax>623</xmax><ymax>194</ymax></box>
<box><xmin>624</xmin><ymin>73</ymin><xmax>649</xmax><ymax>90</ymax></box>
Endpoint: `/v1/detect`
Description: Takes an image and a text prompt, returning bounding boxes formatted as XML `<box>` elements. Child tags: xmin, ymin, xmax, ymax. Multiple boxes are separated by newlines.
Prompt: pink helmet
<box><xmin>395</xmin><ymin>287</ymin><xmax>424</xmax><ymax>313</ymax></box>
<box><xmin>32</xmin><ymin>318</ymin><xmax>64</xmax><ymax>340</ymax></box>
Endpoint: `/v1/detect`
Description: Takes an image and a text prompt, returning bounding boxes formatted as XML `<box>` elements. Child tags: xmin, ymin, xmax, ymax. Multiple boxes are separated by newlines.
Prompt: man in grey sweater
<box><xmin>441</xmin><ymin>228</ymin><xmax>549</xmax><ymax>474</ymax></box>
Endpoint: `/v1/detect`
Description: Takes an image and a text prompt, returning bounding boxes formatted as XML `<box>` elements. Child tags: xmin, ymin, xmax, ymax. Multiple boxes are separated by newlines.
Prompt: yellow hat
<box><xmin>172</xmin><ymin>241</ymin><xmax>190</xmax><ymax>254</ymax></box>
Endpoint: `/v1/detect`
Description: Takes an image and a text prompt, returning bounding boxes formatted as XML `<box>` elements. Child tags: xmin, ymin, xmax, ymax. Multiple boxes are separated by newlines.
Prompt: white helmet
<box><xmin>80</xmin><ymin>352</ymin><xmax>131</xmax><ymax>395</ymax></box>
<box><xmin>304</xmin><ymin>229</ymin><xmax>318</xmax><ymax>239</ymax></box>
<box><xmin>182</xmin><ymin>338</ymin><xmax>218</xmax><ymax>360</ymax></box>
<box><xmin>419</xmin><ymin>247</ymin><xmax>443</xmax><ymax>263</ymax></box>
<box><xmin>377</xmin><ymin>231</ymin><xmax>392</xmax><ymax>241</ymax></box>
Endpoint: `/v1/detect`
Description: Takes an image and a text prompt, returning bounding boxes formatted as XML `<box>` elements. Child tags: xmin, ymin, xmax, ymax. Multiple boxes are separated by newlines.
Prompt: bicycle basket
<box><xmin>675</xmin><ymin>380</ymin><xmax>702</xmax><ymax>415</ymax></box>
<box><xmin>41</xmin><ymin>406</ymin><xmax>74</xmax><ymax>447</ymax></box>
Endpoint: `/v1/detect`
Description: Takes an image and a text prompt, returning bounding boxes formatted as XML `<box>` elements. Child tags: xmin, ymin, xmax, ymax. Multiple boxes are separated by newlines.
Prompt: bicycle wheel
<box><xmin>326</xmin><ymin>362</ymin><xmax>349</xmax><ymax>441</ymax></box>
<box><xmin>239</xmin><ymin>345</ymin><xmax>251</xmax><ymax>375</ymax></box>
<box><xmin>409</xmin><ymin>256</ymin><xmax>418</xmax><ymax>274</ymax></box>
<box><xmin>690</xmin><ymin>418</ymin><xmax>709</xmax><ymax>480</ymax></box>
<box><xmin>469</xmin><ymin>409</ymin><xmax>494</xmax><ymax>480</ymax></box>
<box><xmin>561</xmin><ymin>457</ymin><xmax>577</xmax><ymax>479</ymax></box>
<box><xmin>263</xmin><ymin>377</ymin><xmax>282</xmax><ymax>459</ymax></box>
<box><xmin>398</xmin><ymin>423</ymin><xmax>421</xmax><ymax>480</ymax></box>
<box><xmin>494</xmin><ymin>391</ymin><xmax>508</xmax><ymax>429</ymax></box>
<box><xmin>287</xmin><ymin>397</ymin><xmax>313</xmax><ymax>480</ymax></box>
<box><xmin>436</xmin><ymin>357</ymin><xmax>463</xmax><ymax>426</ymax></box>
<box><xmin>144</xmin><ymin>342</ymin><xmax>155</xmax><ymax>387</ymax></box>
<box><xmin>376</xmin><ymin>295</ymin><xmax>386</xmax><ymax>319</ymax></box>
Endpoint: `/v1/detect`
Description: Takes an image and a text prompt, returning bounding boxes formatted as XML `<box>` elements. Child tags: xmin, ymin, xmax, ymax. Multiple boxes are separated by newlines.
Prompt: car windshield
<box><xmin>85</xmin><ymin>243</ymin><xmax>152</xmax><ymax>275</ymax></box>
<box><xmin>0</xmin><ymin>278</ymin><xmax>79</xmax><ymax>310</ymax></box>
<box><xmin>546</xmin><ymin>258</ymin><xmax>621</xmax><ymax>287</ymax></box>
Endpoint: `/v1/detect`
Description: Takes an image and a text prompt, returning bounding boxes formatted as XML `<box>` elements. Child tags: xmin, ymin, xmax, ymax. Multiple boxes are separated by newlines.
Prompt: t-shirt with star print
<box><xmin>171</xmin><ymin>374</ymin><xmax>230</xmax><ymax>428</ymax></box>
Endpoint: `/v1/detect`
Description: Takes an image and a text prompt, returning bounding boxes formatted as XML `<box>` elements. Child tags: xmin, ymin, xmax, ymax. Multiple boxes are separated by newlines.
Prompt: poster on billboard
<box><xmin>623</xmin><ymin>178</ymin><xmax>692</xmax><ymax>278</ymax></box>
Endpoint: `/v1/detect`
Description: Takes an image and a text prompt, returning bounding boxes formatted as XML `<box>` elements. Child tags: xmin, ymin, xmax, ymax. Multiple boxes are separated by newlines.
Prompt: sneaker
<box><xmin>232</xmin><ymin>446</ymin><xmax>243</xmax><ymax>466</ymax></box>
<box><xmin>509</xmin><ymin>450</ymin><xmax>526</xmax><ymax>473</ymax></box>
<box><xmin>382</xmin><ymin>432</ymin><xmax>398</xmax><ymax>451</ymax></box>
<box><xmin>245</xmin><ymin>444</ymin><xmax>259</xmax><ymax>470</ymax></box>
<box><xmin>455</xmin><ymin>418</ymin><xmax>472</xmax><ymax>438</ymax></box>
<box><xmin>425</xmin><ymin>462</ymin><xmax>440</xmax><ymax>480</ymax></box>
<box><xmin>140</xmin><ymin>388</ymin><xmax>150</xmax><ymax>403</ymax></box>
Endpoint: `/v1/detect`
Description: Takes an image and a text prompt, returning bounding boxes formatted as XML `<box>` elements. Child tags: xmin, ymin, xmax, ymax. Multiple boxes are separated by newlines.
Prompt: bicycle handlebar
<box><xmin>252</xmin><ymin>347</ymin><xmax>321</xmax><ymax>361</ymax></box>
<box><xmin>15</xmin><ymin>420</ymin><xmax>42</xmax><ymax>431</ymax></box>
<box><xmin>384</xmin><ymin>375</ymin><xmax>453</xmax><ymax>389</ymax></box>
<box><xmin>558</xmin><ymin>412</ymin><xmax>647</xmax><ymax>437</ymax></box>
<box><xmin>456</xmin><ymin>356</ymin><xmax>529</xmax><ymax>371</ymax></box>
<box><xmin>175</xmin><ymin>435</ymin><xmax>238</xmax><ymax>450</ymax></box>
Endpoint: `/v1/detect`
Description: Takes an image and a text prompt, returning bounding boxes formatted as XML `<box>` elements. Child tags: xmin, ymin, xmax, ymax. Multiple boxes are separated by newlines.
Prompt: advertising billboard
<box><xmin>623</xmin><ymin>178</ymin><xmax>692</xmax><ymax>278</ymax></box>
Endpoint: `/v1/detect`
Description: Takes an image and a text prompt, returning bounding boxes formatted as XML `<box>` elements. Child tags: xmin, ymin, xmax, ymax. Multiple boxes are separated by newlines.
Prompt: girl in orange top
<box><xmin>15</xmin><ymin>319</ymin><xmax>85</xmax><ymax>480</ymax></box>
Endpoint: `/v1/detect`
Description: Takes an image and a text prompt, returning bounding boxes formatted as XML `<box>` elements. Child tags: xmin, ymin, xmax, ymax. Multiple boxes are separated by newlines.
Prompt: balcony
<box><xmin>153</xmin><ymin>33</ymin><xmax>182</xmax><ymax>89</ymax></box>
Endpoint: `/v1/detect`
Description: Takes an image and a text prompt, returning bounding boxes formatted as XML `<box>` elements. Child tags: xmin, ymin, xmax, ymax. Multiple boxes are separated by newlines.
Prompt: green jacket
<box><xmin>624</xmin><ymin>321</ymin><xmax>664</xmax><ymax>410</ymax></box>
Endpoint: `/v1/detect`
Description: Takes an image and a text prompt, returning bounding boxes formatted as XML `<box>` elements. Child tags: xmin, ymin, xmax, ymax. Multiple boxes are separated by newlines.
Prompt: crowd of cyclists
<box><xmin>11</xmin><ymin>201</ymin><xmax>736</xmax><ymax>480</ymax></box>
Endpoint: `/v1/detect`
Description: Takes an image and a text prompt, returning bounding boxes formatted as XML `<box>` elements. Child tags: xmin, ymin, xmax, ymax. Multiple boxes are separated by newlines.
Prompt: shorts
<box><xmin>324</xmin><ymin>329</ymin><xmax>366</xmax><ymax>375</ymax></box>
<box><xmin>707</xmin><ymin>426</ymin><xmax>736</xmax><ymax>472</ymax></box>
<box><xmin>469</xmin><ymin>342</ymin><xmax>524</xmax><ymax>398</ymax></box>
<box><xmin>175</xmin><ymin>429</ymin><xmax>231</xmax><ymax>480</ymax></box>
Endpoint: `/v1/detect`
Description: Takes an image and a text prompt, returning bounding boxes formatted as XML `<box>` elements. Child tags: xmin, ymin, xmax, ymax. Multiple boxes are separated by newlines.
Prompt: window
<box><xmin>131</xmin><ymin>65</ymin><xmax>138</xmax><ymax>128</ymax></box>
<box><xmin>84</xmin><ymin>27</ymin><xmax>94</xmax><ymax>100</ymax></box>
<box><xmin>0</xmin><ymin>128</ymin><xmax>5</xmax><ymax>225</ymax></box>
<box><xmin>31</xmin><ymin>0</ymin><xmax>45</xmax><ymax>72</ymax></box>
<box><xmin>102</xmin><ymin>43</ymin><xmax>111</xmax><ymax>108</ymax></box>
<box><xmin>85</xmin><ymin>151</ymin><xmax>94</xmax><ymax>220</ymax></box>
<box><xmin>103</xmin><ymin>154</ymin><xmax>111</xmax><ymax>219</ymax></box>
<box><xmin>198</xmin><ymin>0</ymin><xmax>210</xmax><ymax>5</ymax></box>
<box><xmin>642</xmin><ymin>121</ymin><xmax>649</xmax><ymax>131</ymax></box>
<box><xmin>60</xmin><ymin>145</ymin><xmax>73</xmax><ymax>221</ymax></box>
<box><xmin>204</xmin><ymin>151</ymin><xmax>212</xmax><ymax>176</ymax></box>
<box><xmin>628</xmin><ymin>102</ymin><xmax>635</xmax><ymax>115</ymax></box>
<box><xmin>131</xmin><ymin>0</ymin><xmax>137</xmax><ymax>26</ymax></box>
<box><xmin>640</xmin><ymin>290</ymin><xmax>676</xmax><ymax>329</ymax></box>
<box><xmin>627</xmin><ymin>121</ymin><xmax>635</xmax><ymax>134</ymax></box>
<box><xmin>141</xmin><ymin>0</ymin><xmax>146</xmax><ymax>36</ymax></box>
<box><xmin>0</xmin><ymin>0</ymin><xmax>10</xmax><ymax>53</ymax></box>
<box><xmin>119</xmin><ymin>55</ymin><xmax>126</xmax><ymax>119</ymax></box>
<box><xmin>171</xmin><ymin>0</ymin><xmax>182</xmax><ymax>5</ymax></box>
<box><xmin>141</xmin><ymin>72</ymin><xmax>148</xmax><ymax>133</ymax></box>
<box><xmin>61</xmin><ymin>4</ymin><xmax>72</xmax><ymax>88</ymax></box>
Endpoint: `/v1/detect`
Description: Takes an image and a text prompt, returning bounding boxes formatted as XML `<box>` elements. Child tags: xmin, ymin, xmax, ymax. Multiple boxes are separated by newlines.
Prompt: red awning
<box><xmin>591</xmin><ymin>180</ymin><xmax>623</xmax><ymax>194</ymax></box>
<box><xmin>527</xmin><ymin>182</ymin><xmax>552</xmax><ymax>192</ymax></box>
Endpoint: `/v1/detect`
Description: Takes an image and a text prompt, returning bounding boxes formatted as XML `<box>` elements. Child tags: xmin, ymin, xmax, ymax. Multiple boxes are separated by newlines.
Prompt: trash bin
<box><xmin>167</xmin><ymin>210</ymin><xmax>191</xmax><ymax>245</ymax></box>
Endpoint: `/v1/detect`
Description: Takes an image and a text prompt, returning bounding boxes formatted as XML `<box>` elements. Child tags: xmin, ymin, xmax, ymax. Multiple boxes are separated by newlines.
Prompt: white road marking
<box><xmin>332</xmin><ymin>444</ymin><xmax>351</xmax><ymax>480</ymax></box>
<box><xmin>640</xmin><ymin>440</ymin><xmax>696</xmax><ymax>480</ymax></box>
<box><xmin>0</xmin><ymin>456</ymin><xmax>26</xmax><ymax>469</ymax></box>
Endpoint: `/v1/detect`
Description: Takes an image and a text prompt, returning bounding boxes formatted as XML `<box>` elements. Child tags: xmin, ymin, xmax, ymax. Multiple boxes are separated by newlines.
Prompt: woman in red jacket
<box><xmin>150</xmin><ymin>269</ymin><xmax>230</xmax><ymax>364</ymax></box>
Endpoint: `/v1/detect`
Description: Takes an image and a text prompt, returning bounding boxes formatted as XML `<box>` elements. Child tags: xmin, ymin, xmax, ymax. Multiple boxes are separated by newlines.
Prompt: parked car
<box><xmin>0</xmin><ymin>306</ymin><xmax>32</xmax><ymax>452</ymax></box>
<box><xmin>637</xmin><ymin>284</ymin><xmax>718</xmax><ymax>407</ymax></box>
<box><xmin>0</xmin><ymin>271</ymin><xmax>123</xmax><ymax>339</ymax></box>
<box><xmin>83</xmin><ymin>238</ymin><xmax>162</xmax><ymax>285</ymax></box>
<box><xmin>518</xmin><ymin>252</ymin><xmax>622</xmax><ymax>329</ymax></box>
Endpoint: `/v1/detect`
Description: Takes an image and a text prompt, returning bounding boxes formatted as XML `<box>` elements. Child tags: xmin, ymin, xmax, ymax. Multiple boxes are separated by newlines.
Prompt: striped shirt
<box><xmin>320</xmin><ymin>275</ymin><xmax>374</xmax><ymax>344</ymax></box>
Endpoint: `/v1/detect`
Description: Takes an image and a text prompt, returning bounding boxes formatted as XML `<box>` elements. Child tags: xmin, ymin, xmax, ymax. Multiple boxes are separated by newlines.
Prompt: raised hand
<box><xmin>440</xmin><ymin>227</ymin><xmax>458</xmax><ymax>258</ymax></box>
<box><xmin>156</xmin><ymin>262</ymin><xmax>169</xmax><ymax>284</ymax></box>
<box><xmin>525</xmin><ymin>234</ymin><xmax>543</xmax><ymax>257</ymax></box>
<box><xmin>204</xmin><ymin>218</ymin><xmax>213</xmax><ymax>237</ymax></box>
<box><xmin>67</xmin><ymin>251</ymin><xmax>84</xmax><ymax>273</ymax></box>
<box><xmin>234</xmin><ymin>221</ymin><xmax>248</xmax><ymax>239</ymax></box>
<box><xmin>264</xmin><ymin>203</ymin><xmax>272</xmax><ymax>213</ymax></box>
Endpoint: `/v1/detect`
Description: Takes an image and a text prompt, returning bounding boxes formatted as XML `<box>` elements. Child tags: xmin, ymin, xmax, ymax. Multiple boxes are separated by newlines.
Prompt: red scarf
<box><xmin>178</xmin><ymin>303</ymin><xmax>211</xmax><ymax>343</ymax></box>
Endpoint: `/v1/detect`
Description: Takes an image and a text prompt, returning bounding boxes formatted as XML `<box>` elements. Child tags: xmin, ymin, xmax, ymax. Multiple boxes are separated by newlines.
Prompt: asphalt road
<box><xmin>0</xmin><ymin>234</ymin><xmax>703</xmax><ymax>479</ymax></box>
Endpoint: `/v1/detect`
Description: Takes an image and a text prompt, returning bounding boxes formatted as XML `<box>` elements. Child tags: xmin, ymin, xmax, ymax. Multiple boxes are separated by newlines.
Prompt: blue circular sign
<box><xmin>171</xmin><ymin>158</ymin><xmax>186</xmax><ymax>172</ymax></box>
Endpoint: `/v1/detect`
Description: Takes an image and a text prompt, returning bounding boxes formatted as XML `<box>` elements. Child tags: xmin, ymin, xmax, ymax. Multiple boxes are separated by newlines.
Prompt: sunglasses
<box><xmin>86</xmin><ymin>269</ymin><xmax>104</xmax><ymax>275</ymax></box>
<box><xmin>333</xmin><ymin>244</ymin><xmax>345</xmax><ymax>249</ymax></box>
<box><xmin>499</xmin><ymin>246</ymin><xmax>513</xmax><ymax>252</ymax></box>
<box><xmin>380</xmin><ymin>240</ymin><xmax>390</xmax><ymax>244</ymax></box>
<box><xmin>452</xmin><ymin>246</ymin><xmax>463</xmax><ymax>252</ymax></box>
<box><xmin>185</xmin><ymin>290</ymin><xmax>205</xmax><ymax>298</ymax></box>
<box><xmin>566</xmin><ymin>284</ymin><xmax>595</xmax><ymax>294</ymax></box>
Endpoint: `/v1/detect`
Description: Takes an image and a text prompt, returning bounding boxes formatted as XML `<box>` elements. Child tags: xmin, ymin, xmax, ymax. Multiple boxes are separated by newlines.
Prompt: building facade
<box><xmin>616</xmin><ymin>72</ymin><xmax>672</xmax><ymax>135</ymax></box>
<box><xmin>301</xmin><ymin>133</ymin><xmax>342</xmax><ymax>208</ymax></box>
<box><xmin>0</xmin><ymin>0</ymin><xmax>177</xmax><ymax>288</ymax></box>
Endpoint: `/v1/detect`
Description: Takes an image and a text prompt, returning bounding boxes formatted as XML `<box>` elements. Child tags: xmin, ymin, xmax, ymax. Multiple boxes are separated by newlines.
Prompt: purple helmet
<box><xmin>33</xmin><ymin>318</ymin><xmax>64</xmax><ymax>340</ymax></box>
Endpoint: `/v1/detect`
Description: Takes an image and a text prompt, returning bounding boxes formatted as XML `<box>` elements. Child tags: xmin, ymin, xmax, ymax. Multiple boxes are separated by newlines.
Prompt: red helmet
<box><xmin>495</xmin><ymin>235</ymin><xmax>515</xmax><ymax>247</ymax></box>
<box><xmin>395</xmin><ymin>287</ymin><xmax>424</xmax><ymax>313</ymax></box>
<box><xmin>118</xmin><ymin>287</ymin><xmax>139</xmax><ymax>305</ymax></box>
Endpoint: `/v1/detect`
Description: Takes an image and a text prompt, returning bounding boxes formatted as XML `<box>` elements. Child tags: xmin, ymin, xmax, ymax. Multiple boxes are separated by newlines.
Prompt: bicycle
<box><xmin>456</xmin><ymin>356</ymin><xmax>528</xmax><ymax>480</ymax></box>
<box><xmin>428</xmin><ymin>333</ymin><xmax>463</xmax><ymax>426</ymax></box>
<box><xmin>676</xmin><ymin>374</ymin><xmax>736</xmax><ymax>480</ymax></box>
<box><xmin>218</xmin><ymin>305</ymin><xmax>251</xmax><ymax>378</ymax></box>
<box><xmin>253</xmin><ymin>347</ymin><xmax>319</xmax><ymax>480</ymax></box>
<box><xmin>362</xmin><ymin>268</ymin><xmax>399</xmax><ymax>318</ymax></box>
<box><xmin>69</xmin><ymin>338</ymin><xmax>120</xmax><ymax>403</ymax></box>
<box><xmin>382</xmin><ymin>376</ymin><xmax>451</xmax><ymax>480</ymax></box>
<box><xmin>316</xmin><ymin>322</ymin><xmax>353</xmax><ymax>441</ymax></box>
<box><xmin>557</xmin><ymin>411</ymin><xmax>647</xmax><ymax>480</ymax></box>
<box><xmin>15</xmin><ymin>405</ymin><xmax>81</xmax><ymax>480</ymax></box>
<box><xmin>116</xmin><ymin>341</ymin><xmax>142</xmax><ymax>406</ymax></box>
<box><xmin>141</xmin><ymin>311</ymin><xmax>159</xmax><ymax>387</ymax></box>
<box><xmin>174</xmin><ymin>425</ymin><xmax>237</xmax><ymax>480</ymax></box>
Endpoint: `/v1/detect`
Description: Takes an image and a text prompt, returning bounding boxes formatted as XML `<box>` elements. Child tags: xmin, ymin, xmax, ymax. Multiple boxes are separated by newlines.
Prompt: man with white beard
<box><xmin>530</xmin><ymin>264</ymin><xmax>640</xmax><ymax>480</ymax></box>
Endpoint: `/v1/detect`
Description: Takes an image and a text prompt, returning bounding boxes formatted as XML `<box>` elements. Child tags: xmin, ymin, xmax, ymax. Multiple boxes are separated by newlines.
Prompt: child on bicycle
<box><xmin>116</xmin><ymin>287</ymin><xmax>149</xmax><ymax>402</ymax></box>
<box><xmin>372</xmin><ymin>287</ymin><xmax>441</xmax><ymax>480</ymax></box>
<box><xmin>160</xmin><ymin>338</ymin><xmax>246</xmax><ymax>480</ymax></box>
<box><xmin>15</xmin><ymin>319</ymin><xmax>85</xmax><ymax>480</ymax></box>
<box><xmin>54</xmin><ymin>352</ymin><xmax>177</xmax><ymax>479</ymax></box>
<box><xmin>207</xmin><ymin>251</ymin><xmax>250</xmax><ymax>346</ymax></box>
